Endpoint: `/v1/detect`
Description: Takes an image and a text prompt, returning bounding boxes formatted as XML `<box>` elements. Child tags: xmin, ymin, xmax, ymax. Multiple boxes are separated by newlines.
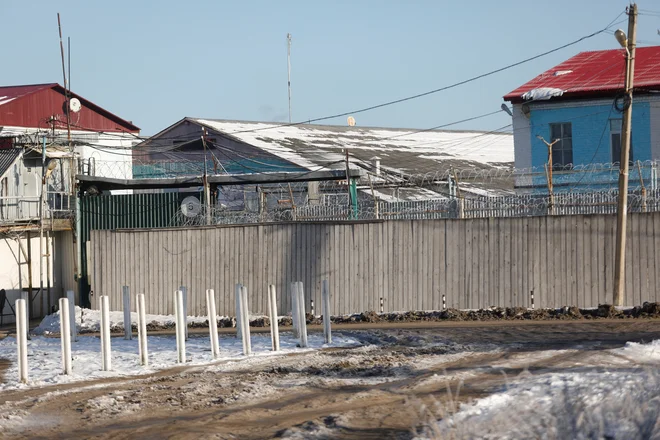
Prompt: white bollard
<box><xmin>291</xmin><ymin>282</ymin><xmax>299</xmax><ymax>339</ymax></box>
<box><xmin>59</xmin><ymin>298</ymin><xmax>72</xmax><ymax>375</ymax></box>
<box><xmin>297</xmin><ymin>281</ymin><xmax>308</xmax><ymax>348</ymax></box>
<box><xmin>235</xmin><ymin>283</ymin><xmax>242</xmax><ymax>338</ymax></box>
<box><xmin>206</xmin><ymin>289</ymin><xmax>220</xmax><ymax>359</ymax></box>
<box><xmin>322</xmin><ymin>280</ymin><xmax>332</xmax><ymax>344</ymax></box>
<box><xmin>175</xmin><ymin>290</ymin><xmax>186</xmax><ymax>363</ymax></box>
<box><xmin>15</xmin><ymin>298</ymin><xmax>28</xmax><ymax>383</ymax></box>
<box><xmin>66</xmin><ymin>290</ymin><xmax>77</xmax><ymax>342</ymax></box>
<box><xmin>240</xmin><ymin>285</ymin><xmax>252</xmax><ymax>355</ymax></box>
<box><xmin>122</xmin><ymin>286</ymin><xmax>132</xmax><ymax>340</ymax></box>
<box><xmin>268</xmin><ymin>285</ymin><xmax>280</xmax><ymax>351</ymax></box>
<box><xmin>180</xmin><ymin>285</ymin><xmax>189</xmax><ymax>341</ymax></box>
<box><xmin>137</xmin><ymin>293</ymin><xmax>148</xmax><ymax>367</ymax></box>
<box><xmin>310</xmin><ymin>299</ymin><xmax>315</xmax><ymax>316</ymax></box>
<box><xmin>380</xmin><ymin>297</ymin><xmax>384</xmax><ymax>313</ymax></box>
<box><xmin>100</xmin><ymin>295</ymin><xmax>111</xmax><ymax>371</ymax></box>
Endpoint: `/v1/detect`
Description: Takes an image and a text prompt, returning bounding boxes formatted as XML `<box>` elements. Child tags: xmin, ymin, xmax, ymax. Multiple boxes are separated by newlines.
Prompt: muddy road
<box><xmin>1</xmin><ymin>320</ymin><xmax>659</xmax><ymax>440</ymax></box>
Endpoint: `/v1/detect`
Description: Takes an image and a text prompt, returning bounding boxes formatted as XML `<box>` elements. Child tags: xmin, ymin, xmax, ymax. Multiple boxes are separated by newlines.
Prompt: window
<box><xmin>610</xmin><ymin>119</ymin><xmax>633</xmax><ymax>165</ymax></box>
<box><xmin>549</xmin><ymin>123</ymin><xmax>573</xmax><ymax>169</ymax></box>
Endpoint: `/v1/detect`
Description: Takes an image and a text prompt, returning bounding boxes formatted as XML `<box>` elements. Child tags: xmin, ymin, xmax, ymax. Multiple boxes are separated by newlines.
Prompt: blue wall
<box><xmin>527</xmin><ymin>101</ymin><xmax>651</xmax><ymax>192</ymax></box>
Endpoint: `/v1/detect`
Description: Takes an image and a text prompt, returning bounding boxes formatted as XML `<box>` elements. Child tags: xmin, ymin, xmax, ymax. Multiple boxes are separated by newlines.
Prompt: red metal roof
<box><xmin>0</xmin><ymin>83</ymin><xmax>139</xmax><ymax>132</ymax></box>
<box><xmin>504</xmin><ymin>46</ymin><xmax>660</xmax><ymax>103</ymax></box>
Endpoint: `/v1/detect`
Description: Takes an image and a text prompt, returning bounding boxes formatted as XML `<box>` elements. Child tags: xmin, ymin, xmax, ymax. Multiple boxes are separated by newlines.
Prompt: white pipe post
<box><xmin>66</xmin><ymin>290</ymin><xmax>77</xmax><ymax>342</ymax></box>
<box><xmin>59</xmin><ymin>297</ymin><xmax>72</xmax><ymax>375</ymax></box>
<box><xmin>122</xmin><ymin>286</ymin><xmax>131</xmax><ymax>340</ymax></box>
<box><xmin>380</xmin><ymin>297</ymin><xmax>384</xmax><ymax>313</ymax></box>
<box><xmin>137</xmin><ymin>293</ymin><xmax>148</xmax><ymax>367</ymax></box>
<box><xmin>240</xmin><ymin>285</ymin><xmax>251</xmax><ymax>355</ymax></box>
<box><xmin>322</xmin><ymin>280</ymin><xmax>332</xmax><ymax>344</ymax></box>
<box><xmin>291</xmin><ymin>282</ymin><xmax>299</xmax><ymax>339</ymax></box>
<box><xmin>297</xmin><ymin>281</ymin><xmax>308</xmax><ymax>348</ymax></box>
<box><xmin>179</xmin><ymin>285</ymin><xmax>188</xmax><ymax>341</ymax></box>
<box><xmin>310</xmin><ymin>299</ymin><xmax>315</xmax><ymax>316</ymax></box>
<box><xmin>268</xmin><ymin>285</ymin><xmax>280</xmax><ymax>351</ymax></box>
<box><xmin>100</xmin><ymin>295</ymin><xmax>111</xmax><ymax>371</ymax></box>
<box><xmin>175</xmin><ymin>290</ymin><xmax>186</xmax><ymax>363</ymax></box>
<box><xmin>206</xmin><ymin>289</ymin><xmax>220</xmax><ymax>359</ymax></box>
<box><xmin>15</xmin><ymin>298</ymin><xmax>28</xmax><ymax>383</ymax></box>
<box><xmin>235</xmin><ymin>283</ymin><xmax>242</xmax><ymax>338</ymax></box>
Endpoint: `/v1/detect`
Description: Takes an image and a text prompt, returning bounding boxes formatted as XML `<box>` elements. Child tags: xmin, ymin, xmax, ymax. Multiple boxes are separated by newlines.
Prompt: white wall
<box><xmin>0</xmin><ymin>235</ymin><xmax>59</xmax><ymax>324</ymax></box>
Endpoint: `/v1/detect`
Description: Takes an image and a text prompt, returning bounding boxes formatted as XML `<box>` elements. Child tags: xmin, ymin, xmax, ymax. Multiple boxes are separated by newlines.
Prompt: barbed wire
<box><xmin>166</xmin><ymin>186</ymin><xmax>660</xmax><ymax>227</ymax></box>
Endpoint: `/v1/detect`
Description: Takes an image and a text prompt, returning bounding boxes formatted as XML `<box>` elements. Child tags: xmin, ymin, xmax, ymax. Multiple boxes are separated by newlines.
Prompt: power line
<box><xmin>221</xmin><ymin>20</ymin><xmax>620</xmax><ymax>137</ymax></box>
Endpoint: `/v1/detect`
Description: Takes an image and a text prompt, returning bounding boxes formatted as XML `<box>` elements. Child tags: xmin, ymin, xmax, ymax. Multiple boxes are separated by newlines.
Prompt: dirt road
<box><xmin>1</xmin><ymin>320</ymin><xmax>659</xmax><ymax>439</ymax></box>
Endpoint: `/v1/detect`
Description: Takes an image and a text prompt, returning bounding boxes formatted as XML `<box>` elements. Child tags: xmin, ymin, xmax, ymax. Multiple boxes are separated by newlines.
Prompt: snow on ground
<box><xmin>32</xmin><ymin>306</ymin><xmax>221</xmax><ymax>335</ymax></box>
<box><xmin>419</xmin><ymin>340</ymin><xmax>660</xmax><ymax>440</ymax></box>
<box><xmin>1</xmin><ymin>309</ymin><xmax>360</xmax><ymax>391</ymax></box>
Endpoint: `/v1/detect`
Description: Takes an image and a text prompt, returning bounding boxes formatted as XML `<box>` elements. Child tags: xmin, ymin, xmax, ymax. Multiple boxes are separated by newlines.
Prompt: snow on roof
<box><xmin>504</xmin><ymin>46</ymin><xmax>660</xmax><ymax>102</ymax></box>
<box><xmin>193</xmin><ymin>119</ymin><xmax>514</xmax><ymax>177</ymax></box>
<box><xmin>0</xmin><ymin>96</ymin><xmax>16</xmax><ymax>106</ymax></box>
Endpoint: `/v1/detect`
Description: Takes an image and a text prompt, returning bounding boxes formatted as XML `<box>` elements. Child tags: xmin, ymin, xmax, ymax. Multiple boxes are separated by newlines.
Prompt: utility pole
<box><xmin>287</xmin><ymin>33</ymin><xmax>292</xmax><ymax>123</ymax></box>
<box><xmin>537</xmin><ymin>135</ymin><xmax>559</xmax><ymax>214</ymax></box>
<box><xmin>614</xmin><ymin>3</ymin><xmax>638</xmax><ymax>307</ymax></box>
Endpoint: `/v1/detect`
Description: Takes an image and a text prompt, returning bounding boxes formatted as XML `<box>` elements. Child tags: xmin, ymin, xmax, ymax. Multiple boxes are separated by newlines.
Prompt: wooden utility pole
<box><xmin>537</xmin><ymin>136</ymin><xmax>559</xmax><ymax>214</ymax></box>
<box><xmin>614</xmin><ymin>3</ymin><xmax>638</xmax><ymax>307</ymax></box>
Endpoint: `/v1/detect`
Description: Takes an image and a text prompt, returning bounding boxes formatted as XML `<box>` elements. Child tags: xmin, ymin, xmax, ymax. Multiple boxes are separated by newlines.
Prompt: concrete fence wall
<box><xmin>88</xmin><ymin>213</ymin><xmax>660</xmax><ymax>317</ymax></box>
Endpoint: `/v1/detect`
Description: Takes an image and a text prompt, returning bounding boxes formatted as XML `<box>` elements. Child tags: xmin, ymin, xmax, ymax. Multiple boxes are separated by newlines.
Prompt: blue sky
<box><xmin>2</xmin><ymin>1</ymin><xmax>659</xmax><ymax>135</ymax></box>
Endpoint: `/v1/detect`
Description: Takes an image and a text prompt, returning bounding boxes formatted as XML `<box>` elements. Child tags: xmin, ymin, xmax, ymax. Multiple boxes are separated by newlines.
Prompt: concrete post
<box><xmin>175</xmin><ymin>290</ymin><xmax>186</xmax><ymax>363</ymax></box>
<box><xmin>206</xmin><ymin>289</ymin><xmax>220</xmax><ymax>359</ymax></box>
<box><xmin>240</xmin><ymin>285</ymin><xmax>252</xmax><ymax>355</ymax></box>
<box><xmin>268</xmin><ymin>285</ymin><xmax>280</xmax><ymax>351</ymax></box>
<box><xmin>15</xmin><ymin>298</ymin><xmax>28</xmax><ymax>383</ymax></box>
<box><xmin>100</xmin><ymin>295</ymin><xmax>111</xmax><ymax>371</ymax></box>
<box><xmin>297</xmin><ymin>281</ymin><xmax>308</xmax><ymax>348</ymax></box>
<box><xmin>59</xmin><ymin>297</ymin><xmax>72</xmax><ymax>375</ymax></box>
<box><xmin>291</xmin><ymin>282</ymin><xmax>299</xmax><ymax>339</ymax></box>
<box><xmin>137</xmin><ymin>293</ymin><xmax>148</xmax><ymax>367</ymax></box>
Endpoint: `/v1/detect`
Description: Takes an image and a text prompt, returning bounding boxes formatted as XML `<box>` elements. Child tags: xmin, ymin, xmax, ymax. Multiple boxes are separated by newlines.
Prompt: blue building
<box><xmin>503</xmin><ymin>46</ymin><xmax>660</xmax><ymax>193</ymax></box>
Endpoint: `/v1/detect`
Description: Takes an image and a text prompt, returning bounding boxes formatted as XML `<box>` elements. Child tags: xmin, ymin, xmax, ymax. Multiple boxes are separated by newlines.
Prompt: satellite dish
<box><xmin>69</xmin><ymin>98</ymin><xmax>82</xmax><ymax>113</ymax></box>
<box><xmin>347</xmin><ymin>116</ymin><xmax>356</xmax><ymax>127</ymax></box>
<box><xmin>181</xmin><ymin>196</ymin><xmax>202</xmax><ymax>217</ymax></box>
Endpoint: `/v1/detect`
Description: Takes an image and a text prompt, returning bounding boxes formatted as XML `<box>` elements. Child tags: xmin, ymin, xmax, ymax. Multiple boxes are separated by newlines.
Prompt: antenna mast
<box><xmin>287</xmin><ymin>33</ymin><xmax>292</xmax><ymax>123</ymax></box>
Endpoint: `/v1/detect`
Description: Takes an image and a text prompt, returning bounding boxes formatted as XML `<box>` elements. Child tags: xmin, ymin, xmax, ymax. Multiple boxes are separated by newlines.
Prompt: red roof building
<box><xmin>504</xmin><ymin>46</ymin><xmax>660</xmax><ymax>103</ymax></box>
<box><xmin>0</xmin><ymin>83</ymin><xmax>139</xmax><ymax>133</ymax></box>
<box><xmin>503</xmin><ymin>46</ymin><xmax>660</xmax><ymax>192</ymax></box>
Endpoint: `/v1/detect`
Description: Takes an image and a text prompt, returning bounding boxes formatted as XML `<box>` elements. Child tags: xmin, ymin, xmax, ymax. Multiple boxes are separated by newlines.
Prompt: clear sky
<box><xmin>2</xmin><ymin>1</ymin><xmax>659</xmax><ymax>135</ymax></box>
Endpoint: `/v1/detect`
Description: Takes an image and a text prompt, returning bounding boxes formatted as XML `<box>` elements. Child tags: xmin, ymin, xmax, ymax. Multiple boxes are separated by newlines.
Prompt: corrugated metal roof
<box><xmin>0</xmin><ymin>148</ymin><xmax>21</xmax><ymax>178</ymax></box>
<box><xmin>192</xmin><ymin>118</ymin><xmax>514</xmax><ymax>176</ymax></box>
<box><xmin>504</xmin><ymin>46</ymin><xmax>660</xmax><ymax>103</ymax></box>
<box><xmin>0</xmin><ymin>83</ymin><xmax>57</xmax><ymax>106</ymax></box>
<box><xmin>0</xmin><ymin>83</ymin><xmax>139</xmax><ymax>132</ymax></box>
